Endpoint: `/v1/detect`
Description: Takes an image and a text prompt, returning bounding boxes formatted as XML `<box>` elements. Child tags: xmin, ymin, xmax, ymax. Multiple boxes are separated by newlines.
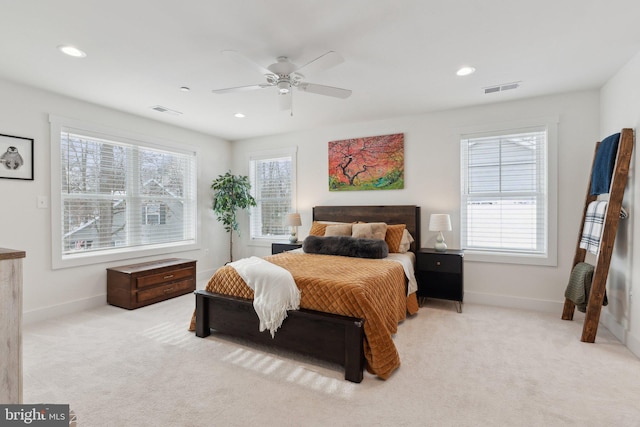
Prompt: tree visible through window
<box><xmin>249</xmin><ymin>149</ymin><xmax>296</xmax><ymax>240</ymax></box>
<box><xmin>57</xmin><ymin>129</ymin><xmax>196</xmax><ymax>259</ymax></box>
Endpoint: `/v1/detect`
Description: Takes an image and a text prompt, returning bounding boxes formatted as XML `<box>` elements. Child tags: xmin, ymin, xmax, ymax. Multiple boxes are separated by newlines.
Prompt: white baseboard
<box><xmin>627</xmin><ymin>331</ymin><xmax>640</xmax><ymax>359</ymax></box>
<box><xmin>468</xmin><ymin>293</ymin><xmax>640</xmax><ymax>360</ymax></box>
<box><xmin>464</xmin><ymin>291</ymin><xmax>564</xmax><ymax>313</ymax></box>
<box><xmin>600</xmin><ymin>310</ymin><xmax>627</xmax><ymax>342</ymax></box>
<box><xmin>600</xmin><ymin>310</ymin><xmax>640</xmax><ymax>359</ymax></box>
<box><xmin>23</xmin><ymin>294</ymin><xmax>106</xmax><ymax>326</ymax></box>
<box><xmin>23</xmin><ymin>268</ymin><xmax>217</xmax><ymax>325</ymax></box>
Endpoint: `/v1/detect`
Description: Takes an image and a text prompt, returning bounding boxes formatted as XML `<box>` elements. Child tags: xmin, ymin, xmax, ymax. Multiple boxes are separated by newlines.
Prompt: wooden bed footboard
<box><xmin>195</xmin><ymin>290</ymin><xmax>366</xmax><ymax>383</ymax></box>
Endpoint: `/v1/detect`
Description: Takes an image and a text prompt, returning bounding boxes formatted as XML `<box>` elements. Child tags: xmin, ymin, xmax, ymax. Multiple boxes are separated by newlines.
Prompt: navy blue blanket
<box><xmin>590</xmin><ymin>133</ymin><xmax>620</xmax><ymax>195</ymax></box>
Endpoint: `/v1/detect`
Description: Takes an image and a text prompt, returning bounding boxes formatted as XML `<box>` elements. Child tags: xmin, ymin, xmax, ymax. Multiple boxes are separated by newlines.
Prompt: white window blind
<box><xmin>461</xmin><ymin>127</ymin><xmax>548</xmax><ymax>256</ymax></box>
<box><xmin>249</xmin><ymin>149</ymin><xmax>296</xmax><ymax>240</ymax></box>
<box><xmin>58</xmin><ymin>129</ymin><xmax>197</xmax><ymax>259</ymax></box>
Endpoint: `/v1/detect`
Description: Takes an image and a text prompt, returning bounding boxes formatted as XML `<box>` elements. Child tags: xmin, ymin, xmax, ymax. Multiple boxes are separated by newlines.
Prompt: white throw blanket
<box><xmin>227</xmin><ymin>256</ymin><xmax>300</xmax><ymax>338</ymax></box>
<box><xmin>579</xmin><ymin>200</ymin><xmax>607</xmax><ymax>255</ymax></box>
<box><xmin>385</xmin><ymin>253</ymin><xmax>418</xmax><ymax>295</ymax></box>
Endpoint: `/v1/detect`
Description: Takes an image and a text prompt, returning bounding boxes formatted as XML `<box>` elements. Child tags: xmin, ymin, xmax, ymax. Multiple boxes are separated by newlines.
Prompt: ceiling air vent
<box><xmin>483</xmin><ymin>82</ymin><xmax>521</xmax><ymax>94</ymax></box>
<box><xmin>150</xmin><ymin>105</ymin><xmax>182</xmax><ymax>115</ymax></box>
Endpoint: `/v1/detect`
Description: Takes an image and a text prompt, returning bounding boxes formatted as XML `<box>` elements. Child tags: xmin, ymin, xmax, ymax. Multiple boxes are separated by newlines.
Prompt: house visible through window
<box><xmin>50</xmin><ymin>116</ymin><xmax>197</xmax><ymax>268</ymax></box>
<box><xmin>142</xmin><ymin>202</ymin><xmax>167</xmax><ymax>225</ymax></box>
<box><xmin>249</xmin><ymin>148</ymin><xmax>297</xmax><ymax>241</ymax></box>
<box><xmin>460</xmin><ymin>124</ymin><xmax>556</xmax><ymax>265</ymax></box>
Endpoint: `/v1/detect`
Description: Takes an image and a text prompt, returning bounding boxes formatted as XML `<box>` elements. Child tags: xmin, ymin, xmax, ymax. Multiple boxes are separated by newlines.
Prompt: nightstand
<box><xmin>416</xmin><ymin>248</ymin><xmax>464</xmax><ymax>312</ymax></box>
<box><xmin>271</xmin><ymin>242</ymin><xmax>303</xmax><ymax>255</ymax></box>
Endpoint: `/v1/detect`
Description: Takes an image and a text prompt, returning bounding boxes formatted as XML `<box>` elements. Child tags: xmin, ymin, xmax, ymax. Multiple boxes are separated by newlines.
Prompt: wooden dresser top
<box><xmin>0</xmin><ymin>248</ymin><xmax>26</xmax><ymax>261</ymax></box>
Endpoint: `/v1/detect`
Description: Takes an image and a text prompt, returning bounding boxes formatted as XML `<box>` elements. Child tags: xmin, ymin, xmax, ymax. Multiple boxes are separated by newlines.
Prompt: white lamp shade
<box><xmin>286</xmin><ymin>213</ymin><xmax>302</xmax><ymax>227</ymax></box>
<box><xmin>429</xmin><ymin>214</ymin><xmax>452</xmax><ymax>231</ymax></box>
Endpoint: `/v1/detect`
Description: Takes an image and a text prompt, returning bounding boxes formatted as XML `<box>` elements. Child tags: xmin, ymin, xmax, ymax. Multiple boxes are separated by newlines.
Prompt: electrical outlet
<box><xmin>37</xmin><ymin>196</ymin><xmax>48</xmax><ymax>209</ymax></box>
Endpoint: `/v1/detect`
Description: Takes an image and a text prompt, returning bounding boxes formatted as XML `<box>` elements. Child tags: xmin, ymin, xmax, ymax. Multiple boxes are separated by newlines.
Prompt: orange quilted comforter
<box><xmin>190</xmin><ymin>251</ymin><xmax>418</xmax><ymax>379</ymax></box>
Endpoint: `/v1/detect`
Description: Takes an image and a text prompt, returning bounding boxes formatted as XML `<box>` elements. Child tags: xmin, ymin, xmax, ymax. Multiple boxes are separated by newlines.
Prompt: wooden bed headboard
<box><xmin>312</xmin><ymin>205</ymin><xmax>421</xmax><ymax>253</ymax></box>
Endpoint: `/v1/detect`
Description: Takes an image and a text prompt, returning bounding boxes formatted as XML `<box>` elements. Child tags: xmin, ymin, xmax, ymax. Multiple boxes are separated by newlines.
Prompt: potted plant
<box><xmin>211</xmin><ymin>171</ymin><xmax>257</xmax><ymax>262</ymax></box>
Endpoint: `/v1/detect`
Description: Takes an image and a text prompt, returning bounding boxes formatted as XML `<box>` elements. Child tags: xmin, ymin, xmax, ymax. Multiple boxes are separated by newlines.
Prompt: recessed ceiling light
<box><xmin>57</xmin><ymin>45</ymin><xmax>87</xmax><ymax>58</ymax></box>
<box><xmin>180</xmin><ymin>86</ymin><xmax>190</xmax><ymax>92</ymax></box>
<box><xmin>234</xmin><ymin>113</ymin><xmax>246</xmax><ymax>118</ymax></box>
<box><xmin>456</xmin><ymin>66</ymin><xmax>476</xmax><ymax>76</ymax></box>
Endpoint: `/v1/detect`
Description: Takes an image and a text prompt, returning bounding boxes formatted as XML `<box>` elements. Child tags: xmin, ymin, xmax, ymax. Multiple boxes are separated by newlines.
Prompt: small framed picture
<box><xmin>0</xmin><ymin>133</ymin><xmax>34</xmax><ymax>180</ymax></box>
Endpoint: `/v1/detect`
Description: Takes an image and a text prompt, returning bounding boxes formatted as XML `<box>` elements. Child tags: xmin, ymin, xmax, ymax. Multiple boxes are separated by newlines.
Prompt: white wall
<box><xmin>231</xmin><ymin>90</ymin><xmax>600</xmax><ymax>311</ymax></box>
<box><xmin>600</xmin><ymin>51</ymin><xmax>640</xmax><ymax>357</ymax></box>
<box><xmin>0</xmin><ymin>79</ymin><xmax>230</xmax><ymax>323</ymax></box>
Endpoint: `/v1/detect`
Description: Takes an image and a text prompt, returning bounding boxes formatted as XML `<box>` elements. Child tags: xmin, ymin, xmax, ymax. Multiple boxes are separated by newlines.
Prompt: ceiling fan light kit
<box><xmin>277</xmin><ymin>81</ymin><xmax>291</xmax><ymax>94</ymax></box>
<box><xmin>212</xmin><ymin>50</ymin><xmax>352</xmax><ymax>114</ymax></box>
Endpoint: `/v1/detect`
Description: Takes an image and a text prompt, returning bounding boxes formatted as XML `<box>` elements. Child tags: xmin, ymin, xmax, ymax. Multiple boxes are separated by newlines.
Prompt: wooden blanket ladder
<box><xmin>561</xmin><ymin>128</ymin><xmax>634</xmax><ymax>342</ymax></box>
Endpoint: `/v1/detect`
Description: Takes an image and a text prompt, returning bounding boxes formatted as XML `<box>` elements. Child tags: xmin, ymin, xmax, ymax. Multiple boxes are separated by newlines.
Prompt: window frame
<box><xmin>459</xmin><ymin>117</ymin><xmax>558</xmax><ymax>266</ymax></box>
<box><xmin>248</xmin><ymin>147</ymin><xmax>297</xmax><ymax>246</ymax></box>
<box><xmin>50</xmin><ymin>115</ymin><xmax>199</xmax><ymax>269</ymax></box>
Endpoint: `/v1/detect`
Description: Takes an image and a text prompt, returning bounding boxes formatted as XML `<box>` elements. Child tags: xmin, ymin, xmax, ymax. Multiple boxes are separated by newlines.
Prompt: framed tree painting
<box><xmin>0</xmin><ymin>133</ymin><xmax>34</xmax><ymax>180</ymax></box>
<box><xmin>328</xmin><ymin>133</ymin><xmax>404</xmax><ymax>191</ymax></box>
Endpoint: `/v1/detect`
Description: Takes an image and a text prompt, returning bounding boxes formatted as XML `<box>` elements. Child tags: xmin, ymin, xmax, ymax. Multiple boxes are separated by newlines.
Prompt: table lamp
<box><xmin>286</xmin><ymin>213</ymin><xmax>302</xmax><ymax>243</ymax></box>
<box><xmin>429</xmin><ymin>214</ymin><xmax>452</xmax><ymax>252</ymax></box>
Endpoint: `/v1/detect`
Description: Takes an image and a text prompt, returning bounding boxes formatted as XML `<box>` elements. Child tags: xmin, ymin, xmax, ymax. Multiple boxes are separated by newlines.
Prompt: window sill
<box><xmin>53</xmin><ymin>242</ymin><xmax>199</xmax><ymax>270</ymax></box>
<box><xmin>464</xmin><ymin>249</ymin><xmax>557</xmax><ymax>267</ymax></box>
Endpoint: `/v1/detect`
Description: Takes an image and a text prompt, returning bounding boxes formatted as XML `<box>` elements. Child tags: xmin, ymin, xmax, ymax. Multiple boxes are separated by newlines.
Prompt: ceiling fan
<box><xmin>212</xmin><ymin>50</ymin><xmax>352</xmax><ymax>113</ymax></box>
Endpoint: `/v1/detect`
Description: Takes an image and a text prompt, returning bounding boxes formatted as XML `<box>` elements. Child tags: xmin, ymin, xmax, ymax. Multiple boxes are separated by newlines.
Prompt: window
<box><xmin>249</xmin><ymin>148</ymin><xmax>297</xmax><ymax>242</ymax></box>
<box><xmin>50</xmin><ymin>116</ymin><xmax>197</xmax><ymax>268</ymax></box>
<box><xmin>460</xmin><ymin>121</ymin><xmax>557</xmax><ymax>265</ymax></box>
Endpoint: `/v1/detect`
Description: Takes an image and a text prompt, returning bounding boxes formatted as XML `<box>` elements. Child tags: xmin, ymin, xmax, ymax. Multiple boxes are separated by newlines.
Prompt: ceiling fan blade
<box><xmin>295</xmin><ymin>51</ymin><xmax>344</xmax><ymax>75</ymax></box>
<box><xmin>211</xmin><ymin>84</ymin><xmax>272</xmax><ymax>94</ymax></box>
<box><xmin>221</xmin><ymin>50</ymin><xmax>273</xmax><ymax>76</ymax></box>
<box><xmin>297</xmin><ymin>82</ymin><xmax>352</xmax><ymax>99</ymax></box>
<box><xmin>277</xmin><ymin>92</ymin><xmax>292</xmax><ymax>111</ymax></box>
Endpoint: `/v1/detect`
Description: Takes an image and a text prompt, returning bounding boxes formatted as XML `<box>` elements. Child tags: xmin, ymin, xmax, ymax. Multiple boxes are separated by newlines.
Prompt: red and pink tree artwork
<box><xmin>328</xmin><ymin>133</ymin><xmax>404</xmax><ymax>191</ymax></box>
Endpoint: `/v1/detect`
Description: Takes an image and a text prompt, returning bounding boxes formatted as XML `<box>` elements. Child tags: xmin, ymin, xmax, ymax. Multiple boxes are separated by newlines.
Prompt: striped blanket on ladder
<box><xmin>579</xmin><ymin>201</ymin><xmax>607</xmax><ymax>255</ymax></box>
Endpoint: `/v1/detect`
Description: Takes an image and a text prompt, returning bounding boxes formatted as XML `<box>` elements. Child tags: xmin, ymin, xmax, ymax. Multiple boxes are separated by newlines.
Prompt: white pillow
<box><xmin>397</xmin><ymin>229</ymin><xmax>415</xmax><ymax>253</ymax></box>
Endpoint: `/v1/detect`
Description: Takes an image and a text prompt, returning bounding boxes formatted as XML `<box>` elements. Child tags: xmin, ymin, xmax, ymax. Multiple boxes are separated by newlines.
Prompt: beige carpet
<box><xmin>23</xmin><ymin>294</ymin><xmax>640</xmax><ymax>426</ymax></box>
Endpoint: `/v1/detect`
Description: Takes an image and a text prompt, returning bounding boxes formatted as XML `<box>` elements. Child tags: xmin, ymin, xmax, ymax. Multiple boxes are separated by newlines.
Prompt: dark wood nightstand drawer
<box><xmin>416</xmin><ymin>253</ymin><xmax>461</xmax><ymax>274</ymax></box>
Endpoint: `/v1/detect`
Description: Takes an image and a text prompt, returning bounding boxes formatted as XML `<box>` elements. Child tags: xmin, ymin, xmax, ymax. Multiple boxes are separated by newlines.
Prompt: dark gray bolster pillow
<box><xmin>302</xmin><ymin>235</ymin><xmax>389</xmax><ymax>259</ymax></box>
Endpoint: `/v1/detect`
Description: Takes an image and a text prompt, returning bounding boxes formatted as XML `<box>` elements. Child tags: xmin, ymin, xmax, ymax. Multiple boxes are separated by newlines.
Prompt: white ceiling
<box><xmin>2</xmin><ymin>1</ymin><xmax>640</xmax><ymax>141</ymax></box>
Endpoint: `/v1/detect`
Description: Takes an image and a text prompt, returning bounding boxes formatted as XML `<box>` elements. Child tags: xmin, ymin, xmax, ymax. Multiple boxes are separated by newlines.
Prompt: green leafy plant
<box><xmin>211</xmin><ymin>171</ymin><xmax>257</xmax><ymax>262</ymax></box>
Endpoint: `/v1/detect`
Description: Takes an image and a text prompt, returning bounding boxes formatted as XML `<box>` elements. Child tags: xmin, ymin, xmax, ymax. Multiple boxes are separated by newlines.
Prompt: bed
<box><xmin>191</xmin><ymin>205</ymin><xmax>421</xmax><ymax>382</ymax></box>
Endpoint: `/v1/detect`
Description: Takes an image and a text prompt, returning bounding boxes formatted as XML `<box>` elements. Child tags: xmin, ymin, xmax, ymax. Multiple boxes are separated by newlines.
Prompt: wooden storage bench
<box><xmin>107</xmin><ymin>258</ymin><xmax>196</xmax><ymax>309</ymax></box>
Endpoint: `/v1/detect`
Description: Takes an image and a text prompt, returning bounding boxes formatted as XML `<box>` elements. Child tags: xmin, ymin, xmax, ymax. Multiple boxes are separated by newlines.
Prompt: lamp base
<box><xmin>434</xmin><ymin>231</ymin><xmax>447</xmax><ymax>252</ymax></box>
<box><xmin>434</xmin><ymin>241</ymin><xmax>448</xmax><ymax>252</ymax></box>
<box><xmin>288</xmin><ymin>234</ymin><xmax>298</xmax><ymax>243</ymax></box>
